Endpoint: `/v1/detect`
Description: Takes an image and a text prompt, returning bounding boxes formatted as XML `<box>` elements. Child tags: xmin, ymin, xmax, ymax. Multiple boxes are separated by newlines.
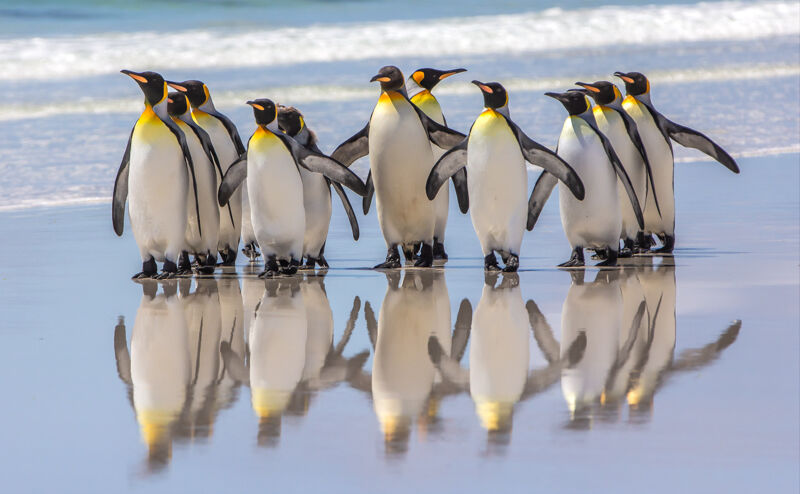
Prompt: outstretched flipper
<box><xmin>451</xmin><ymin>298</ymin><xmax>472</xmax><ymax>361</ymax></box>
<box><xmin>364</xmin><ymin>301</ymin><xmax>378</xmax><ymax>350</ymax></box>
<box><xmin>329</xmin><ymin>180</ymin><xmax>360</xmax><ymax>241</ymax></box>
<box><xmin>526</xmin><ymin>300</ymin><xmax>560</xmax><ymax>364</ymax></box>
<box><xmin>611</xmin><ymin>105</ymin><xmax>661</xmax><ymax>216</ymax></box>
<box><xmin>218</xmin><ymin>154</ymin><xmax>247</xmax><ymax>206</ymax></box>
<box><xmin>581</xmin><ymin>114</ymin><xmax>644</xmax><ymax>229</ymax></box>
<box><xmin>206</xmin><ymin>109</ymin><xmax>246</xmax><ymax>155</ymax></box>
<box><xmin>112</xmin><ymin>127</ymin><xmax>135</xmax><ymax>236</ymax></box>
<box><xmin>505</xmin><ymin>117</ymin><xmax>585</xmax><ymax>201</ymax></box>
<box><xmin>663</xmin><ymin>117</ymin><xmax>739</xmax><ymax>173</ymax></box>
<box><xmin>160</xmin><ymin>115</ymin><xmax>203</xmax><ymax>237</ymax></box>
<box><xmin>427</xmin><ymin>335</ymin><xmax>470</xmax><ymax>388</ymax></box>
<box><xmin>220</xmin><ymin>341</ymin><xmax>250</xmax><ymax>385</ymax></box>
<box><xmin>670</xmin><ymin>320</ymin><xmax>742</xmax><ymax>372</ymax></box>
<box><xmin>410</xmin><ymin>102</ymin><xmax>466</xmax><ymax>149</ymax></box>
<box><xmin>113</xmin><ymin>316</ymin><xmax>132</xmax><ymax>385</ymax></box>
<box><xmin>426</xmin><ymin>138</ymin><xmax>468</xmax><ymax>200</ymax></box>
<box><xmin>275</xmin><ymin>133</ymin><xmax>367</xmax><ymax>196</ymax></box>
<box><xmin>331</xmin><ymin>123</ymin><xmax>369</xmax><ymax>166</ymax></box>
<box><xmin>526</xmin><ymin>171</ymin><xmax>559</xmax><ymax>231</ymax></box>
<box><xmin>362</xmin><ymin>171</ymin><xmax>374</xmax><ymax>215</ymax></box>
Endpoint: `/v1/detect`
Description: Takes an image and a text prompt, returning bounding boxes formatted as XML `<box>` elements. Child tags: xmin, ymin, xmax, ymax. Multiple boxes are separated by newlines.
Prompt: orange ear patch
<box><xmin>375</xmin><ymin>76</ymin><xmax>391</xmax><ymax>83</ymax></box>
<box><xmin>248</xmin><ymin>103</ymin><xmax>265</xmax><ymax>111</ymax></box>
<box><xmin>479</xmin><ymin>84</ymin><xmax>493</xmax><ymax>94</ymax></box>
<box><xmin>412</xmin><ymin>71</ymin><xmax>424</xmax><ymax>85</ymax></box>
<box><xmin>620</xmin><ymin>76</ymin><xmax>634</xmax><ymax>84</ymax></box>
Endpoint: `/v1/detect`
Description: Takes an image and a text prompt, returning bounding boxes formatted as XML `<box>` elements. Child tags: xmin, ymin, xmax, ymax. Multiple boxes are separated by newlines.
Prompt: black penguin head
<box><xmin>575</xmin><ymin>81</ymin><xmax>619</xmax><ymax>106</ymax></box>
<box><xmin>370</xmin><ymin>65</ymin><xmax>405</xmax><ymax>91</ymax></box>
<box><xmin>613</xmin><ymin>71</ymin><xmax>649</xmax><ymax>96</ymax></box>
<box><xmin>545</xmin><ymin>91</ymin><xmax>591</xmax><ymax>116</ymax></box>
<box><xmin>166</xmin><ymin>79</ymin><xmax>209</xmax><ymax>108</ymax></box>
<box><xmin>472</xmin><ymin>81</ymin><xmax>508</xmax><ymax>109</ymax></box>
<box><xmin>410</xmin><ymin>67</ymin><xmax>466</xmax><ymax>91</ymax></box>
<box><xmin>247</xmin><ymin>99</ymin><xmax>277</xmax><ymax>126</ymax></box>
<box><xmin>121</xmin><ymin>70</ymin><xmax>167</xmax><ymax>107</ymax></box>
<box><xmin>277</xmin><ymin>105</ymin><xmax>305</xmax><ymax>137</ymax></box>
<box><xmin>166</xmin><ymin>92</ymin><xmax>189</xmax><ymax>117</ymax></box>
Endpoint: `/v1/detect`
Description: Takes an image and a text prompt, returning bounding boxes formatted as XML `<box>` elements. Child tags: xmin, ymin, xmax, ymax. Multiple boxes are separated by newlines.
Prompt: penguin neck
<box><xmin>632</xmin><ymin>92</ymin><xmax>653</xmax><ymax>107</ymax></box>
<box><xmin>488</xmin><ymin>105</ymin><xmax>510</xmax><ymax>119</ymax></box>
<box><xmin>293</xmin><ymin>126</ymin><xmax>313</xmax><ymax>147</ymax></box>
<box><xmin>198</xmin><ymin>96</ymin><xmax>217</xmax><ymax>112</ymax></box>
<box><xmin>383</xmin><ymin>86</ymin><xmax>408</xmax><ymax>99</ymax></box>
<box><xmin>261</xmin><ymin>120</ymin><xmax>280</xmax><ymax>133</ymax></box>
<box><xmin>405</xmin><ymin>78</ymin><xmax>424</xmax><ymax>99</ymax></box>
<box><xmin>150</xmin><ymin>99</ymin><xmax>168</xmax><ymax>119</ymax></box>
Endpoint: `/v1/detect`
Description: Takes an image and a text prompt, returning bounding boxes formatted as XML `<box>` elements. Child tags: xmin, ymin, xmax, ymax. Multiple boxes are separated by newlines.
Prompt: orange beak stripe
<box><xmin>619</xmin><ymin>75</ymin><xmax>634</xmax><ymax>84</ymax></box>
<box><xmin>126</xmin><ymin>73</ymin><xmax>148</xmax><ymax>83</ymax></box>
<box><xmin>479</xmin><ymin>84</ymin><xmax>493</xmax><ymax>94</ymax></box>
<box><xmin>375</xmin><ymin>76</ymin><xmax>391</xmax><ymax>83</ymax></box>
<box><xmin>168</xmin><ymin>82</ymin><xmax>187</xmax><ymax>92</ymax></box>
<box><xmin>248</xmin><ymin>103</ymin><xmax>265</xmax><ymax>111</ymax></box>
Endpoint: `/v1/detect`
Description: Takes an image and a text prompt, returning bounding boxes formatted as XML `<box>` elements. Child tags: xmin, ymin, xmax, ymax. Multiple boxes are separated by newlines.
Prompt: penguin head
<box><xmin>544</xmin><ymin>91</ymin><xmax>592</xmax><ymax>116</ymax></box>
<box><xmin>613</xmin><ymin>71</ymin><xmax>649</xmax><ymax>96</ymax></box>
<box><xmin>370</xmin><ymin>65</ymin><xmax>405</xmax><ymax>91</ymax></box>
<box><xmin>166</xmin><ymin>92</ymin><xmax>189</xmax><ymax>117</ymax></box>
<box><xmin>121</xmin><ymin>70</ymin><xmax>167</xmax><ymax>107</ymax></box>
<box><xmin>575</xmin><ymin>81</ymin><xmax>621</xmax><ymax>106</ymax></box>
<box><xmin>166</xmin><ymin>79</ymin><xmax>210</xmax><ymax>108</ymax></box>
<box><xmin>247</xmin><ymin>98</ymin><xmax>277</xmax><ymax>126</ymax></box>
<box><xmin>277</xmin><ymin>105</ymin><xmax>305</xmax><ymax>137</ymax></box>
<box><xmin>409</xmin><ymin>67</ymin><xmax>466</xmax><ymax>91</ymax></box>
<box><xmin>472</xmin><ymin>81</ymin><xmax>508</xmax><ymax>110</ymax></box>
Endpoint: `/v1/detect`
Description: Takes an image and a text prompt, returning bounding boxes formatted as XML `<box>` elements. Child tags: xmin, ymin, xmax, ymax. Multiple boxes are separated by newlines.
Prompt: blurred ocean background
<box><xmin>0</xmin><ymin>0</ymin><xmax>798</xmax><ymax>210</ymax></box>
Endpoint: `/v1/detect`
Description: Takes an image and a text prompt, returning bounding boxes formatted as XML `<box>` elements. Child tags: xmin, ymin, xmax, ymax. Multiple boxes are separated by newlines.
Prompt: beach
<box><xmin>0</xmin><ymin>0</ymin><xmax>798</xmax><ymax>492</ymax></box>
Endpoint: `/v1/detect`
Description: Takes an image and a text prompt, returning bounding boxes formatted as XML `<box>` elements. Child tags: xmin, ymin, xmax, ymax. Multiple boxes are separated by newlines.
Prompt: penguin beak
<box><xmin>544</xmin><ymin>92</ymin><xmax>567</xmax><ymax>102</ymax></box>
<box><xmin>439</xmin><ymin>68</ymin><xmax>466</xmax><ymax>80</ymax></box>
<box><xmin>166</xmin><ymin>81</ymin><xmax>188</xmax><ymax>92</ymax></box>
<box><xmin>568</xmin><ymin>88</ymin><xmax>590</xmax><ymax>96</ymax></box>
<box><xmin>121</xmin><ymin>69</ymin><xmax>148</xmax><ymax>84</ymax></box>
<box><xmin>575</xmin><ymin>82</ymin><xmax>600</xmax><ymax>93</ymax></box>
<box><xmin>167</xmin><ymin>98</ymin><xmax>173</xmax><ymax>104</ymax></box>
<box><xmin>370</xmin><ymin>74</ymin><xmax>391</xmax><ymax>83</ymax></box>
<box><xmin>471</xmin><ymin>80</ymin><xmax>492</xmax><ymax>94</ymax></box>
<box><xmin>613</xmin><ymin>72</ymin><xmax>635</xmax><ymax>84</ymax></box>
<box><xmin>246</xmin><ymin>100</ymin><xmax>265</xmax><ymax>111</ymax></box>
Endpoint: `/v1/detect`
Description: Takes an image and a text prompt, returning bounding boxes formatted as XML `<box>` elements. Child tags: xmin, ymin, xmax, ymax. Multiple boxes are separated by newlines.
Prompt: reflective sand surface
<box><xmin>0</xmin><ymin>154</ymin><xmax>797</xmax><ymax>492</ymax></box>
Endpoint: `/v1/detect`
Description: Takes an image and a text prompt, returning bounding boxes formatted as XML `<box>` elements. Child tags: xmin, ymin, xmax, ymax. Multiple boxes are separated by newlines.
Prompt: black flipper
<box><xmin>580</xmin><ymin>114</ymin><xmax>645</xmax><ymax>230</ymax></box>
<box><xmin>160</xmin><ymin>115</ymin><xmax>202</xmax><ymax>237</ymax></box>
<box><xmin>426</xmin><ymin>137</ymin><xmax>468</xmax><ymax>200</ymax></box>
<box><xmin>274</xmin><ymin>133</ymin><xmax>367</xmax><ymax>196</ymax></box>
<box><xmin>504</xmin><ymin>116</ymin><xmax>585</xmax><ymax>201</ymax></box>
<box><xmin>612</xmin><ymin>106</ymin><xmax>661</xmax><ymax>216</ymax></box>
<box><xmin>331</xmin><ymin>123</ymin><xmax>369</xmax><ymax>166</ymax></box>
<box><xmin>526</xmin><ymin>171</ymin><xmax>558</xmax><ymax>231</ymax></box>
<box><xmin>206</xmin><ymin>109</ymin><xmax>246</xmax><ymax>155</ymax></box>
<box><xmin>329</xmin><ymin>179</ymin><xmax>360</xmax><ymax>241</ymax></box>
<box><xmin>112</xmin><ymin>126</ymin><xmax>134</xmax><ymax>236</ymax></box>
<box><xmin>362</xmin><ymin>171</ymin><xmax>374</xmax><ymax>215</ymax></box>
<box><xmin>452</xmin><ymin>167</ymin><xmax>469</xmax><ymax>213</ymax></box>
<box><xmin>664</xmin><ymin>117</ymin><xmax>739</xmax><ymax>174</ymax></box>
<box><xmin>408</xmin><ymin>98</ymin><xmax>466</xmax><ymax>149</ymax></box>
<box><xmin>184</xmin><ymin>119</ymin><xmax>224</xmax><ymax>180</ymax></box>
<box><xmin>218</xmin><ymin>154</ymin><xmax>247</xmax><ymax>206</ymax></box>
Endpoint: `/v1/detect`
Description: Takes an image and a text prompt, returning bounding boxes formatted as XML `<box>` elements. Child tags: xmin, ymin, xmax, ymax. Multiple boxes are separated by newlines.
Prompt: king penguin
<box><xmin>166</xmin><ymin>79</ymin><xmax>250</xmax><ymax>264</ymax></box>
<box><xmin>217</xmin><ymin>98</ymin><xmax>366</xmax><ymax>278</ymax></box>
<box><xmin>575</xmin><ymin>80</ymin><xmax>659</xmax><ymax>256</ymax></box>
<box><xmin>166</xmin><ymin>91</ymin><xmax>222</xmax><ymax>275</ymax></box>
<box><xmin>276</xmin><ymin>105</ymin><xmax>360</xmax><ymax>269</ymax></box>
<box><xmin>331</xmin><ymin>65</ymin><xmax>466</xmax><ymax>268</ymax></box>
<box><xmin>113</xmin><ymin>70</ymin><xmax>201</xmax><ymax>279</ymax></box>
<box><xmin>613</xmin><ymin>71</ymin><xmax>739</xmax><ymax>253</ymax></box>
<box><xmin>426</xmin><ymin>81</ymin><xmax>584</xmax><ymax>272</ymax></box>
<box><xmin>528</xmin><ymin>90</ymin><xmax>645</xmax><ymax>267</ymax></box>
<box><xmin>406</xmin><ymin>67</ymin><xmax>467</xmax><ymax>260</ymax></box>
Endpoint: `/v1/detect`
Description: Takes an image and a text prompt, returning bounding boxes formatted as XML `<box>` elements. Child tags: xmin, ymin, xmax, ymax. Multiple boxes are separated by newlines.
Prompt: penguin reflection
<box><xmin>428</xmin><ymin>273</ymin><xmax>586</xmax><ymax>446</ymax></box>
<box><xmin>220</xmin><ymin>275</ymin><xmax>365</xmax><ymax>446</ymax></box>
<box><xmin>114</xmin><ymin>281</ymin><xmax>190</xmax><ymax>471</ymax></box>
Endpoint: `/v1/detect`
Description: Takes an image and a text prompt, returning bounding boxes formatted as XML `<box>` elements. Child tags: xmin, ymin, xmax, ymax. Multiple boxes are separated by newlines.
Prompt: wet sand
<box><xmin>0</xmin><ymin>153</ymin><xmax>797</xmax><ymax>493</ymax></box>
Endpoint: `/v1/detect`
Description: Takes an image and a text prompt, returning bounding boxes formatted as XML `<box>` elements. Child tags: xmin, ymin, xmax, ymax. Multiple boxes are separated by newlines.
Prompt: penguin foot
<box><xmin>154</xmin><ymin>260</ymin><xmax>178</xmax><ymax>280</ymax></box>
<box><xmin>258</xmin><ymin>269</ymin><xmax>279</xmax><ymax>279</ymax></box>
<box><xmin>196</xmin><ymin>253</ymin><xmax>216</xmax><ymax>275</ymax></box>
<box><xmin>132</xmin><ymin>257</ymin><xmax>157</xmax><ymax>280</ymax></box>
<box><xmin>502</xmin><ymin>254</ymin><xmax>519</xmax><ymax>272</ymax></box>
<box><xmin>219</xmin><ymin>248</ymin><xmax>238</xmax><ymax>266</ymax></box>
<box><xmin>653</xmin><ymin>234</ymin><xmax>675</xmax><ymax>254</ymax></box>
<box><xmin>402</xmin><ymin>246</ymin><xmax>416</xmax><ymax>262</ymax></box>
<box><xmin>484</xmin><ymin>253</ymin><xmax>501</xmax><ymax>272</ymax></box>
<box><xmin>317</xmin><ymin>254</ymin><xmax>329</xmax><ymax>268</ymax></box>
<box><xmin>558</xmin><ymin>247</ymin><xmax>585</xmax><ymax>268</ymax></box>
<box><xmin>596</xmin><ymin>249</ymin><xmax>619</xmax><ymax>267</ymax></box>
<box><xmin>591</xmin><ymin>249</ymin><xmax>609</xmax><ymax>261</ymax></box>
<box><xmin>259</xmin><ymin>258</ymin><xmax>280</xmax><ymax>278</ymax></box>
<box><xmin>298</xmin><ymin>258</ymin><xmax>316</xmax><ymax>270</ymax></box>
<box><xmin>618</xmin><ymin>248</ymin><xmax>633</xmax><ymax>258</ymax></box>
<box><xmin>279</xmin><ymin>259</ymin><xmax>299</xmax><ymax>275</ymax></box>
<box><xmin>638</xmin><ymin>232</ymin><xmax>656</xmax><ymax>250</ymax></box>
<box><xmin>242</xmin><ymin>242</ymin><xmax>261</xmax><ymax>261</ymax></box>
<box><xmin>374</xmin><ymin>246</ymin><xmax>401</xmax><ymax>269</ymax></box>
<box><xmin>433</xmin><ymin>240</ymin><xmax>448</xmax><ymax>260</ymax></box>
<box><xmin>177</xmin><ymin>251</ymin><xmax>192</xmax><ymax>274</ymax></box>
<box><xmin>414</xmin><ymin>243</ymin><xmax>434</xmax><ymax>267</ymax></box>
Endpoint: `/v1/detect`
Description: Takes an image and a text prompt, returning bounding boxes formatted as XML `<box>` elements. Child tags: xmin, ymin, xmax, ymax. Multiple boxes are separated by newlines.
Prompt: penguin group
<box><xmin>113</xmin><ymin>66</ymin><xmax>739</xmax><ymax>277</ymax></box>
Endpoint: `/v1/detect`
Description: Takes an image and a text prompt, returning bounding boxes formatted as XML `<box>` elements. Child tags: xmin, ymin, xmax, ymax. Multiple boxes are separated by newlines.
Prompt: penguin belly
<box><xmin>557</xmin><ymin>117</ymin><xmax>622</xmax><ymax>251</ymax></box>
<box><xmin>560</xmin><ymin>275</ymin><xmax>621</xmax><ymax>413</ymax></box>
<box><xmin>467</xmin><ymin>110</ymin><xmax>528</xmax><ymax>256</ymax></box>
<box><xmin>247</xmin><ymin>129</ymin><xmax>306</xmax><ymax>262</ymax></box>
<box><xmin>622</xmin><ymin>97</ymin><xmax>675</xmax><ymax>236</ymax></box>
<box><xmin>413</xmin><ymin>92</ymin><xmax>450</xmax><ymax>242</ymax></box>
<box><xmin>128</xmin><ymin>109</ymin><xmax>189</xmax><ymax>263</ymax></box>
<box><xmin>469</xmin><ymin>282</ymin><xmax>529</xmax><ymax>432</ymax></box>
<box><xmin>175</xmin><ymin>120</ymin><xmax>220</xmax><ymax>256</ymax></box>
<box><xmin>249</xmin><ymin>286</ymin><xmax>307</xmax><ymax>422</ymax></box>
<box><xmin>194</xmin><ymin>112</ymin><xmax>243</xmax><ymax>252</ymax></box>
<box><xmin>299</xmin><ymin>167</ymin><xmax>332</xmax><ymax>260</ymax></box>
<box><xmin>594</xmin><ymin>107</ymin><xmax>646</xmax><ymax>241</ymax></box>
<box><xmin>241</xmin><ymin>181</ymin><xmax>257</xmax><ymax>248</ymax></box>
<box><xmin>369</xmin><ymin>92</ymin><xmax>435</xmax><ymax>248</ymax></box>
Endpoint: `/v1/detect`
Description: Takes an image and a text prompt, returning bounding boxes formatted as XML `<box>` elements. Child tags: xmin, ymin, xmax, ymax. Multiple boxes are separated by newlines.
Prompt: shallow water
<box><xmin>0</xmin><ymin>153</ymin><xmax>797</xmax><ymax>493</ymax></box>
